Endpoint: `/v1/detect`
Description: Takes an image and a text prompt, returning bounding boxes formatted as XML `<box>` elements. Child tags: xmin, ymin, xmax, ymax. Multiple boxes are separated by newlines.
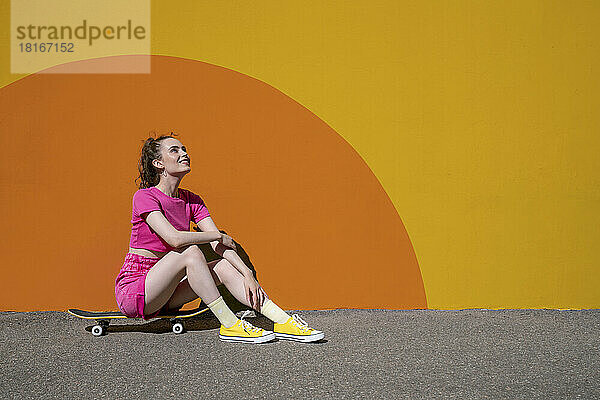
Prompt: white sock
<box><xmin>260</xmin><ymin>299</ymin><xmax>290</xmax><ymax>324</ymax></box>
<box><xmin>207</xmin><ymin>296</ymin><xmax>237</xmax><ymax>328</ymax></box>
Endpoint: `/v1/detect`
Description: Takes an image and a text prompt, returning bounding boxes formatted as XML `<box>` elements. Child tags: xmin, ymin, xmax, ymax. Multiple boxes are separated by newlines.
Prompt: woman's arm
<box><xmin>145</xmin><ymin>211</ymin><xmax>222</xmax><ymax>248</ymax></box>
<box><xmin>196</xmin><ymin>217</ymin><xmax>253</xmax><ymax>278</ymax></box>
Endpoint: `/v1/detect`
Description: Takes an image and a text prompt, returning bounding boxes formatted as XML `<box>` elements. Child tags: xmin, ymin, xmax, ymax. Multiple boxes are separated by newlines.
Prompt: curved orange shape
<box><xmin>0</xmin><ymin>55</ymin><xmax>426</xmax><ymax>310</ymax></box>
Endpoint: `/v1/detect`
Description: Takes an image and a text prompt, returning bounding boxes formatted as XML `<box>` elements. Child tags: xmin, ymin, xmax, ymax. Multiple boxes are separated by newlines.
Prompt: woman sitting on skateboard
<box><xmin>114</xmin><ymin>133</ymin><xmax>323</xmax><ymax>343</ymax></box>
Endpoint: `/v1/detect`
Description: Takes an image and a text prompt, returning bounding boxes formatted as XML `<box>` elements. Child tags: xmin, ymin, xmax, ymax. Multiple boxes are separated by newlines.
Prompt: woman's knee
<box><xmin>181</xmin><ymin>245</ymin><xmax>208</xmax><ymax>266</ymax></box>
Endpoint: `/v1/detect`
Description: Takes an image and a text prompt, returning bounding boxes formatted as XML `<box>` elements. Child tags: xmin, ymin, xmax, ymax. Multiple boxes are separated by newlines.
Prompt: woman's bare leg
<box><xmin>162</xmin><ymin>258</ymin><xmax>257</xmax><ymax>310</ymax></box>
<box><xmin>144</xmin><ymin>245</ymin><xmax>221</xmax><ymax>315</ymax></box>
<box><xmin>211</xmin><ymin>259</ymin><xmax>292</xmax><ymax>325</ymax></box>
<box><xmin>212</xmin><ymin>258</ymin><xmax>268</xmax><ymax>308</ymax></box>
<box><xmin>151</xmin><ymin>253</ymin><xmax>267</xmax><ymax>313</ymax></box>
<box><xmin>160</xmin><ymin>259</ymin><xmax>224</xmax><ymax>310</ymax></box>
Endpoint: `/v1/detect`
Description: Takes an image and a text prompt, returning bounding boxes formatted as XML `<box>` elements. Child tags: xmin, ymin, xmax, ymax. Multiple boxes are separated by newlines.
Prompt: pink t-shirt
<box><xmin>129</xmin><ymin>186</ymin><xmax>211</xmax><ymax>252</ymax></box>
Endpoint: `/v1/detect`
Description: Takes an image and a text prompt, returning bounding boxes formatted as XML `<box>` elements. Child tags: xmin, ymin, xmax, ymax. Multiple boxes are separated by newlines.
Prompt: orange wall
<box><xmin>0</xmin><ymin>55</ymin><xmax>426</xmax><ymax>311</ymax></box>
<box><xmin>3</xmin><ymin>1</ymin><xmax>599</xmax><ymax>310</ymax></box>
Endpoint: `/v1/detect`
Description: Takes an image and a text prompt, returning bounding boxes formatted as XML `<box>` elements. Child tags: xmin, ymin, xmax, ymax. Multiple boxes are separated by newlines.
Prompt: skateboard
<box><xmin>67</xmin><ymin>307</ymin><xmax>209</xmax><ymax>336</ymax></box>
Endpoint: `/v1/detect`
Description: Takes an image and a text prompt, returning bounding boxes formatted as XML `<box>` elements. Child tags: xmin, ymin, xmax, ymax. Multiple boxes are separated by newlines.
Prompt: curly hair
<box><xmin>135</xmin><ymin>132</ymin><xmax>178</xmax><ymax>189</ymax></box>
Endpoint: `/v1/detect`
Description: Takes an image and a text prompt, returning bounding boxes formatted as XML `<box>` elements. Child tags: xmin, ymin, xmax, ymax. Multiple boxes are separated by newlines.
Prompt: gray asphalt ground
<box><xmin>0</xmin><ymin>309</ymin><xmax>598</xmax><ymax>399</ymax></box>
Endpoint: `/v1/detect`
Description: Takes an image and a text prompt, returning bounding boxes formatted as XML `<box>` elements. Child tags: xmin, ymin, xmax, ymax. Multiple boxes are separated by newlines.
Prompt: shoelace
<box><xmin>291</xmin><ymin>314</ymin><xmax>312</xmax><ymax>333</ymax></box>
<box><xmin>239</xmin><ymin>310</ymin><xmax>262</xmax><ymax>334</ymax></box>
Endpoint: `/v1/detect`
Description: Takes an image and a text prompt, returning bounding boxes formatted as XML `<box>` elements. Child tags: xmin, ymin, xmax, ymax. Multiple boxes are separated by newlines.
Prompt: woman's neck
<box><xmin>155</xmin><ymin>177</ymin><xmax>182</xmax><ymax>198</ymax></box>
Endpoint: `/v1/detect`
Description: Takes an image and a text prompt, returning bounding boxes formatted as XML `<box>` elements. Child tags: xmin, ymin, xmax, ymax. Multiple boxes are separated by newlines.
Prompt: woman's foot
<box><xmin>274</xmin><ymin>314</ymin><xmax>324</xmax><ymax>343</ymax></box>
<box><xmin>219</xmin><ymin>311</ymin><xmax>275</xmax><ymax>344</ymax></box>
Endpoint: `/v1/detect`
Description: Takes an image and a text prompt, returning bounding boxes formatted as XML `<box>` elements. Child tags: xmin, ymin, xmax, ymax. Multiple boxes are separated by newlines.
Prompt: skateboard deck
<box><xmin>68</xmin><ymin>307</ymin><xmax>209</xmax><ymax>336</ymax></box>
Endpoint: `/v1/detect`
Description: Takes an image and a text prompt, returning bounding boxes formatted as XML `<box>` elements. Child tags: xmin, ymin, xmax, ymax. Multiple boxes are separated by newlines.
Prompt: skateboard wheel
<box><xmin>172</xmin><ymin>322</ymin><xmax>184</xmax><ymax>334</ymax></box>
<box><xmin>91</xmin><ymin>325</ymin><xmax>104</xmax><ymax>336</ymax></box>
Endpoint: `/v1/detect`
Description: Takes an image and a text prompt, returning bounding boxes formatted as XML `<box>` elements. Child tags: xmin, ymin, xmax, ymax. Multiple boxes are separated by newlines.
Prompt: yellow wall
<box><xmin>2</xmin><ymin>1</ymin><xmax>599</xmax><ymax>308</ymax></box>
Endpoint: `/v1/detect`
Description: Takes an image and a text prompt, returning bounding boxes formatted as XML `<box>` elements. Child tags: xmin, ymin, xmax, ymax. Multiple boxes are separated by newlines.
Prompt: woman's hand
<box><xmin>243</xmin><ymin>275</ymin><xmax>266</xmax><ymax>311</ymax></box>
<box><xmin>218</xmin><ymin>233</ymin><xmax>237</xmax><ymax>250</ymax></box>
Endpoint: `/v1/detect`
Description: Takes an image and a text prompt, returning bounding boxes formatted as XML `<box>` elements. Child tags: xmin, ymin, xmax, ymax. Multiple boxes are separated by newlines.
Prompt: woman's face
<box><xmin>154</xmin><ymin>138</ymin><xmax>191</xmax><ymax>176</ymax></box>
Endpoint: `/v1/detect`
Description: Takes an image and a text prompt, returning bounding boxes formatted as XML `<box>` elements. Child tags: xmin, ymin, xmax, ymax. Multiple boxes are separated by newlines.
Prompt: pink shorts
<box><xmin>114</xmin><ymin>253</ymin><xmax>173</xmax><ymax>320</ymax></box>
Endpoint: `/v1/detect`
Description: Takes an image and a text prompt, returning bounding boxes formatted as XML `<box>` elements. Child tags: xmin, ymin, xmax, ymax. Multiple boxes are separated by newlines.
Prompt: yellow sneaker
<box><xmin>274</xmin><ymin>314</ymin><xmax>324</xmax><ymax>343</ymax></box>
<box><xmin>219</xmin><ymin>311</ymin><xmax>275</xmax><ymax>344</ymax></box>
